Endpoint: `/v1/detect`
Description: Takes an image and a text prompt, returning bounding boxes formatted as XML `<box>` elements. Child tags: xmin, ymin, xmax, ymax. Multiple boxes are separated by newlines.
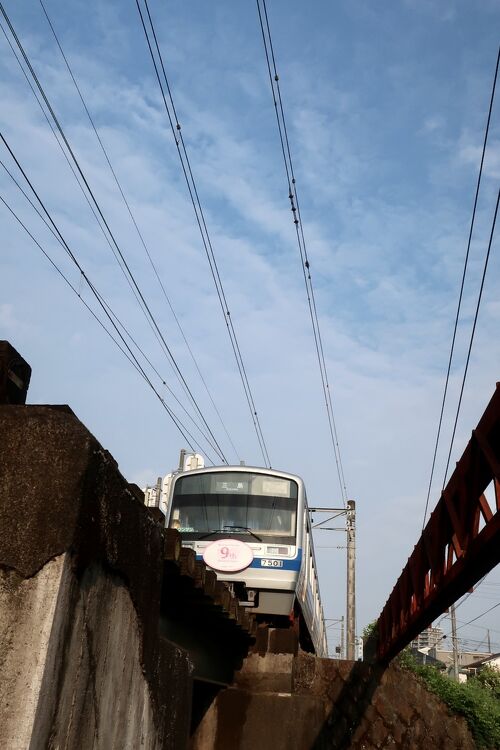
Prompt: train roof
<box><xmin>173</xmin><ymin>463</ymin><xmax>306</xmax><ymax>486</ymax></box>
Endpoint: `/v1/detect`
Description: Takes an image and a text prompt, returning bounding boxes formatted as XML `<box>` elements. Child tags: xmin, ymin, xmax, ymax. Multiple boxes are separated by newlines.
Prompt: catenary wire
<box><xmin>422</xmin><ymin>46</ymin><xmax>500</xmax><ymax>528</ymax></box>
<box><xmin>454</xmin><ymin>602</ymin><xmax>500</xmax><ymax>633</ymax></box>
<box><xmin>256</xmin><ymin>0</ymin><xmax>347</xmax><ymax>504</ymax></box>
<box><xmin>0</xmin><ymin>132</ymin><xmax>223</xmax><ymax>463</ymax></box>
<box><xmin>0</xmin><ymin>190</ymin><xmax>220</xmax><ymax>461</ymax></box>
<box><xmin>0</xmin><ymin>12</ymin><xmax>175</xmax><ymax>388</ymax></box>
<box><xmin>0</xmin><ymin>20</ymin><xmax>222</xmax><ymax>452</ymax></box>
<box><xmin>0</xmin><ymin>156</ymin><xmax>226</xmax><ymax>459</ymax></box>
<box><xmin>37</xmin><ymin>0</ymin><xmax>239</xmax><ymax>463</ymax></box>
<box><xmin>442</xmin><ymin>189</ymin><xmax>499</xmax><ymax>486</ymax></box>
<box><xmin>134</xmin><ymin>0</ymin><xmax>272</xmax><ymax>468</ymax></box>
<box><xmin>0</xmin><ymin>152</ymin><xmax>219</xmax><ymax>461</ymax></box>
<box><xmin>0</xmin><ymin>3</ymin><xmax>228</xmax><ymax>464</ymax></box>
<box><xmin>0</xmin><ymin>13</ymin><xmax>211</xmax><ymax>437</ymax></box>
<box><xmin>137</xmin><ymin>0</ymin><xmax>271</xmax><ymax>467</ymax></box>
<box><xmin>258</xmin><ymin>0</ymin><xmax>348</xmax><ymax>502</ymax></box>
<box><xmin>0</xmin><ymin>195</ymin><xmax>145</xmax><ymax>378</ymax></box>
<box><xmin>0</xmin><ymin>9</ymin><xmax>225</xmax><ymax>460</ymax></box>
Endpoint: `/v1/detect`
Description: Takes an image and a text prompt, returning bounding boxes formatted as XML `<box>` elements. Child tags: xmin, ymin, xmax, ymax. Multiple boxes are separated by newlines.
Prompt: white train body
<box><xmin>164</xmin><ymin>464</ymin><xmax>328</xmax><ymax>656</ymax></box>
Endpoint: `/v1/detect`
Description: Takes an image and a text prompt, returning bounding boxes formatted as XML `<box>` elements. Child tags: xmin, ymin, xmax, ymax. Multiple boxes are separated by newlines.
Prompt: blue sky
<box><xmin>1</xmin><ymin>0</ymin><xmax>499</xmax><ymax>654</ymax></box>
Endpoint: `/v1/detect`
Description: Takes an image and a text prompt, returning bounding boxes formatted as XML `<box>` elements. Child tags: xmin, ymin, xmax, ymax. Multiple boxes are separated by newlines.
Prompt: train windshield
<box><xmin>169</xmin><ymin>471</ymin><xmax>298</xmax><ymax>544</ymax></box>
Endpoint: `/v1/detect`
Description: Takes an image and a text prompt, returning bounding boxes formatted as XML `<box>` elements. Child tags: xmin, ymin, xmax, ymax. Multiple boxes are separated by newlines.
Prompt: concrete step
<box><xmin>233</xmin><ymin>652</ymin><xmax>293</xmax><ymax>693</ymax></box>
<box><xmin>190</xmin><ymin>687</ymin><xmax>327</xmax><ymax>750</ymax></box>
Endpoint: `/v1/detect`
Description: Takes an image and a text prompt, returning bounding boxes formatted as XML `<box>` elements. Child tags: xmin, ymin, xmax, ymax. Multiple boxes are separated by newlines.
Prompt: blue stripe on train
<box><xmin>195</xmin><ymin>549</ymin><xmax>303</xmax><ymax>572</ymax></box>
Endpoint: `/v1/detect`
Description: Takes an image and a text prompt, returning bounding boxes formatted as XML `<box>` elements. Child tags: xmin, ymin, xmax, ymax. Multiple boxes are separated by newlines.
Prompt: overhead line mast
<box><xmin>135</xmin><ymin>0</ymin><xmax>272</xmax><ymax>468</ymax></box>
<box><xmin>256</xmin><ymin>0</ymin><xmax>348</xmax><ymax>504</ymax></box>
<box><xmin>0</xmin><ymin>2</ymin><xmax>229</xmax><ymax>465</ymax></box>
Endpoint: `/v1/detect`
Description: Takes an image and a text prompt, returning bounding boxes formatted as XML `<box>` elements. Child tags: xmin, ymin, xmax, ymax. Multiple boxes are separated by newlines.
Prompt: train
<box><xmin>146</xmin><ymin>454</ymin><xmax>328</xmax><ymax>656</ymax></box>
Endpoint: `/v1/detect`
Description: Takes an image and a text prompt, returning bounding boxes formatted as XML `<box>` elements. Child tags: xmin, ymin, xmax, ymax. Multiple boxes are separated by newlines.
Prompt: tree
<box><xmin>470</xmin><ymin>664</ymin><xmax>500</xmax><ymax>699</ymax></box>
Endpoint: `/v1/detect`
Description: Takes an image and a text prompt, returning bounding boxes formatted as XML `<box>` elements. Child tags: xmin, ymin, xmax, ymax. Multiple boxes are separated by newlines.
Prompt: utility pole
<box><xmin>309</xmin><ymin>501</ymin><xmax>357</xmax><ymax>661</ymax></box>
<box><xmin>450</xmin><ymin>603</ymin><xmax>459</xmax><ymax>681</ymax></box>
<box><xmin>340</xmin><ymin>615</ymin><xmax>345</xmax><ymax>659</ymax></box>
<box><xmin>346</xmin><ymin>500</ymin><xmax>356</xmax><ymax>660</ymax></box>
<box><xmin>487</xmin><ymin>629</ymin><xmax>491</xmax><ymax>652</ymax></box>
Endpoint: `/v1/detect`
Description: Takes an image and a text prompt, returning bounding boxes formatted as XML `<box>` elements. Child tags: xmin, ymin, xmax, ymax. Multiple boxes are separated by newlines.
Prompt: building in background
<box><xmin>410</xmin><ymin>626</ymin><xmax>444</xmax><ymax>651</ymax></box>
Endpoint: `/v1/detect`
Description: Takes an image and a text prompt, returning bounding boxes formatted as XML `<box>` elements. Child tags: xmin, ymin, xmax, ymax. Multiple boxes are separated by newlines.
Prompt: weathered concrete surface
<box><xmin>293</xmin><ymin>654</ymin><xmax>476</xmax><ymax>749</ymax></box>
<box><xmin>192</xmin><ymin>689</ymin><xmax>328</xmax><ymax>750</ymax></box>
<box><xmin>191</xmin><ymin>653</ymin><xmax>477</xmax><ymax>750</ymax></box>
<box><xmin>0</xmin><ymin>405</ymin><xmax>192</xmax><ymax>749</ymax></box>
<box><xmin>234</xmin><ymin>652</ymin><xmax>294</xmax><ymax>693</ymax></box>
<box><xmin>0</xmin><ymin>556</ymin><xmax>67</xmax><ymax>749</ymax></box>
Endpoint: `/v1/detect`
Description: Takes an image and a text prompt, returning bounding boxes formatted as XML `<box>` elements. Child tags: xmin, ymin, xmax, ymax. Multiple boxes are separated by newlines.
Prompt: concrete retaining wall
<box><xmin>191</xmin><ymin>653</ymin><xmax>477</xmax><ymax>749</ymax></box>
<box><xmin>0</xmin><ymin>405</ymin><xmax>192</xmax><ymax>749</ymax></box>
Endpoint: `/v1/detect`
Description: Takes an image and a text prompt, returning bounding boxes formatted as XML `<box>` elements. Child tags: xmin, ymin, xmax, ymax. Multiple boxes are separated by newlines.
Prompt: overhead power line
<box><xmin>37</xmin><ymin>0</ymin><xmax>239</xmax><ymax>463</ymax></box>
<box><xmin>134</xmin><ymin>0</ymin><xmax>272</xmax><ymax>469</ymax></box>
<box><xmin>442</xmin><ymin>188</ymin><xmax>499</xmax><ymax>484</ymax></box>
<box><xmin>256</xmin><ymin>0</ymin><xmax>348</xmax><ymax>505</ymax></box>
<box><xmin>455</xmin><ymin>601</ymin><xmax>500</xmax><ymax>633</ymax></box>
<box><xmin>0</xmin><ymin>163</ymin><xmax>221</xmax><ymax>462</ymax></box>
<box><xmin>0</xmin><ymin>2</ymin><xmax>228</xmax><ymax>464</ymax></box>
<box><xmin>0</xmin><ymin>155</ymin><xmax>224</xmax><ymax>462</ymax></box>
<box><xmin>422</xmin><ymin>46</ymin><xmax>500</xmax><ymax>528</ymax></box>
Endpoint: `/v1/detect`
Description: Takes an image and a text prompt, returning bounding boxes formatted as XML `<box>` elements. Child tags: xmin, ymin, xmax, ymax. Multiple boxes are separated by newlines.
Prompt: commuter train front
<box><xmin>165</xmin><ymin>464</ymin><xmax>327</xmax><ymax>656</ymax></box>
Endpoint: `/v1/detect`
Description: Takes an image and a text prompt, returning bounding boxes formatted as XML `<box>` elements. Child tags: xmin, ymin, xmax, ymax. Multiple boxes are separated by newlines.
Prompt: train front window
<box><xmin>169</xmin><ymin>472</ymin><xmax>298</xmax><ymax>544</ymax></box>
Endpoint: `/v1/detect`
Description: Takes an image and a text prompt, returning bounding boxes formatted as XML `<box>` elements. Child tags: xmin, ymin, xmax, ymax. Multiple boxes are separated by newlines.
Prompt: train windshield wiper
<box><xmin>223</xmin><ymin>525</ymin><xmax>262</xmax><ymax>542</ymax></box>
<box><xmin>198</xmin><ymin>526</ymin><xmax>262</xmax><ymax>542</ymax></box>
<box><xmin>198</xmin><ymin>529</ymin><xmax>225</xmax><ymax>540</ymax></box>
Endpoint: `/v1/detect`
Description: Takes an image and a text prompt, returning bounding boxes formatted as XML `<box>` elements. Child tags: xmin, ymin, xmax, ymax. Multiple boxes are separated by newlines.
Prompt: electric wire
<box><xmin>258</xmin><ymin>0</ymin><xmax>348</xmax><ymax>502</ymax></box>
<box><xmin>0</xmin><ymin>19</ymin><xmax>212</xmax><ymax>441</ymax></box>
<box><xmin>0</xmin><ymin>13</ymin><xmax>171</xmax><ymax>379</ymax></box>
<box><xmin>0</xmin><ymin>187</ymin><xmax>219</xmax><ymax>461</ymax></box>
<box><xmin>454</xmin><ymin>602</ymin><xmax>500</xmax><ymax>633</ymax></box>
<box><xmin>442</xmin><ymin>188</ymin><xmax>500</xmax><ymax>485</ymax></box>
<box><xmin>434</xmin><ymin>574</ymin><xmax>489</xmax><ymax>635</ymax></box>
<box><xmin>0</xmin><ymin>135</ymin><xmax>222</xmax><ymax>464</ymax></box>
<box><xmin>0</xmin><ymin>14</ymin><xmax>202</xmax><ymax>432</ymax></box>
<box><xmin>0</xmin><ymin>195</ymin><xmax>145</xmax><ymax>379</ymax></box>
<box><xmin>0</xmin><ymin>157</ymin><xmax>226</xmax><ymax>459</ymax></box>
<box><xmin>0</xmin><ymin>151</ymin><xmax>219</xmax><ymax>461</ymax></box>
<box><xmin>0</xmin><ymin>2</ymin><xmax>228</xmax><ymax>464</ymax></box>
<box><xmin>256</xmin><ymin>0</ymin><xmax>347</xmax><ymax>504</ymax></box>
<box><xmin>38</xmin><ymin>0</ymin><xmax>239</xmax><ymax>463</ymax></box>
<box><xmin>138</xmin><ymin>0</ymin><xmax>271</xmax><ymax>468</ymax></box>
<box><xmin>0</xmin><ymin>10</ymin><xmax>224</xmax><ymax>459</ymax></box>
<box><xmin>134</xmin><ymin>0</ymin><xmax>272</xmax><ymax>468</ymax></box>
<box><xmin>422</xmin><ymin>47</ymin><xmax>500</xmax><ymax>528</ymax></box>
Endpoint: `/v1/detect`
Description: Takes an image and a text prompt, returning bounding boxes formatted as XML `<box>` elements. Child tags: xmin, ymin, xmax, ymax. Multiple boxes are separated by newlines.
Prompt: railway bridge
<box><xmin>0</xmin><ymin>340</ymin><xmax>498</xmax><ymax>749</ymax></box>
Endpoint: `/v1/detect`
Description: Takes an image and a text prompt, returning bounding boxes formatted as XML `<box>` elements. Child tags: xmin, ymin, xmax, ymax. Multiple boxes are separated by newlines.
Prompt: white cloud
<box><xmin>420</xmin><ymin>114</ymin><xmax>446</xmax><ymax>134</ymax></box>
<box><xmin>458</xmin><ymin>138</ymin><xmax>500</xmax><ymax>180</ymax></box>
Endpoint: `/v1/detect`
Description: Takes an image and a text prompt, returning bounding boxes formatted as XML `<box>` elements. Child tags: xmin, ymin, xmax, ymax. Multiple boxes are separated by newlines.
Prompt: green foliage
<box><xmin>362</xmin><ymin>620</ymin><xmax>378</xmax><ymax>641</ymax></box>
<box><xmin>470</xmin><ymin>666</ymin><xmax>500</xmax><ymax>701</ymax></box>
<box><xmin>397</xmin><ymin>647</ymin><xmax>418</xmax><ymax>670</ymax></box>
<box><xmin>400</xmin><ymin>657</ymin><xmax>500</xmax><ymax>749</ymax></box>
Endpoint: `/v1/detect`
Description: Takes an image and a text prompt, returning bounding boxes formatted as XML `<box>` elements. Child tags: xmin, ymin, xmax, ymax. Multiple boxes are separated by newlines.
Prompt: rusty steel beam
<box><xmin>377</xmin><ymin>383</ymin><xmax>500</xmax><ymax>663</ymax></box>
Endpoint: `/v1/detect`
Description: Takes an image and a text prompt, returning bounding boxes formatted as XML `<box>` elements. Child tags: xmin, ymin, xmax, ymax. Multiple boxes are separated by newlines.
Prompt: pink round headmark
<box><xmin>203</xmin><ymin>538</ymin><xmax>254</xmax><ymax>573</ymax></box>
